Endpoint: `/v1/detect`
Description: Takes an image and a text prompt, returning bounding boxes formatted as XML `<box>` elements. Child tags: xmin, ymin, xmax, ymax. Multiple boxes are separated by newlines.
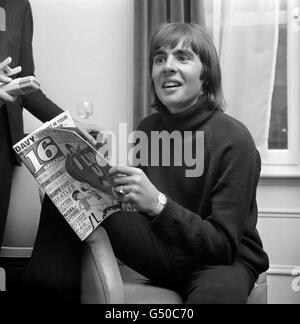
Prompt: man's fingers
<box><xmin>5</xmin><ymin>65</ymin><xmax>22</xmax><ymax>76</ymax></box>
<box><xmin>81</xmin><ymin>129</ymin><xmax>97</xmax><ymax>146</ymax></box>
<box><xmin>113</xmin><ymin>175</ymin><xmax>136</xmax><ymax>185</ymax></box>
<box><xmin>0</xmin><ymin>75</ymin><xmax>12</xmax><ymax>83</ymax></box>
<box><xmin>97</xmin><ymin>129</ymin><xmax>114</xmax><ymax>145</ymax></box>
<box><xmin>0</xmin><ymin>89</ymin><xmax>16</xmax><ymax>102</ymax></box>
<box><xmin>0</xmin><ymin>57</ymin><xmax>12</xmax><ymax>70</ymax></box>
<box><xmin>0</xmin><ymin>58</ymin><xmax>22</xmax><ymax>77</ymax></box>
<box><xmin>109</xmin><ymin>165</ymin><xmax>140</xmax><ymax>176</ymax></box>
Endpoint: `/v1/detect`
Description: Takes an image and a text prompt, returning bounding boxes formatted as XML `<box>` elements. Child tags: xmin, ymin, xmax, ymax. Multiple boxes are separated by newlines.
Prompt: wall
<box><xmin>26</xmin><ymin>0</ymin><xmax>133</xmax><ymax>133</ymax></box>
<box><xmin>1</xmin><ymin>0</ymin><xmax>133</xmax><ymax>256</ymax></box>
<box><xmin>257</xmin><ymin>178</ymin><xmax>300</xmax><ymax>304</ymax></box>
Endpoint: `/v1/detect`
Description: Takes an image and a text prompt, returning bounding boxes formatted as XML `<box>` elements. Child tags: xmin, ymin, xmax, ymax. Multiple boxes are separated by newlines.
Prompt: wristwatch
<box><xmin>157</xmin><ymin>192</ymin><xmax>167</xmax><ymax>208</ymax></box>
<box><xmin>149</xmin><ymin>192</ymin><xmax>167</xmax><ymax>217</ymax></box>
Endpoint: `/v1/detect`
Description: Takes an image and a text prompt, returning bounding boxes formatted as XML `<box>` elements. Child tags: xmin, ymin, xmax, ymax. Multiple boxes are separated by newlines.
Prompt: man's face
<box><xmin>152</xmin><ymin>40</ymin><xmax>204</xmax><ymax>114</ymax></box>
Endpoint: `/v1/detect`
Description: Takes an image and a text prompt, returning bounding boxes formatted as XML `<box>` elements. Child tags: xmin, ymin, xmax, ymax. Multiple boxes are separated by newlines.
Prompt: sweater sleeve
<box><xmin>150</xmin><ymin>124</ymin><xmax>260</xmax><ymax>265</ymax></box>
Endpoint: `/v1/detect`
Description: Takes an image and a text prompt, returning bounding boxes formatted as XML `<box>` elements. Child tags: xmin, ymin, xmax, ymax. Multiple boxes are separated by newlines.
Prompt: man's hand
<box><xmin>0</xmin><ymin>57</ymin><xmax>22</xmax><ymax>77</ymax></box>
<box><xmin>109</xmin><ymin>166</ymin><xmax>162</xmax><ymax>216</ymax></box>
<box><xmin>0</xmin><ymin>57</ymin><xmax>22</xmax><ymax>106</ymax></box>
<box><xmin>0</xmin><ymin>86</ymin><xmax>15</xmax><ymax>103</ymax></box>
<box><xmin>73</xmin><ymin>118</ymin><xmax>110</xmax><ymax>147</ymax></box>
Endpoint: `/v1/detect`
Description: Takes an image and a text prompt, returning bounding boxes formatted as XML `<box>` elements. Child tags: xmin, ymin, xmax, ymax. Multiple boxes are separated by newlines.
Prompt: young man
<box><xmin>104</xmin><ymin>23</ymin><xmax>269</xmax><ymax>304</ymax></box>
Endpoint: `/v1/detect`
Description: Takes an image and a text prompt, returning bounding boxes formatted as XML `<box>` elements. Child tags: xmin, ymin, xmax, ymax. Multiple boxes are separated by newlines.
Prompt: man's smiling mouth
<box><xmin>162</xmin><ymin>80</ymin><xmax>182</xmax><ymax>89</ymax></box>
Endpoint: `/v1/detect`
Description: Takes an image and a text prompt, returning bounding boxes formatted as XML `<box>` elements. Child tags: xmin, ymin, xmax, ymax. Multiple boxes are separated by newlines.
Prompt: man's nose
<box><xmin>163</xmin><ymin>57</ymin><xmax>176</xmax><ymax>73</ymax></box>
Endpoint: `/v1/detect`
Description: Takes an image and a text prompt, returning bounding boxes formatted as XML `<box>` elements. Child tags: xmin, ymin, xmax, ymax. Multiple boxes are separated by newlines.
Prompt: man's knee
<box><xmin>183</xmin><ymin>264</ymin><xmax>251</xmax><ymax>304</ymax></box>
<box><xmin>185</xmin><ymin>285</ymin><xmax>248</xmax><ymax>304</ymax></box>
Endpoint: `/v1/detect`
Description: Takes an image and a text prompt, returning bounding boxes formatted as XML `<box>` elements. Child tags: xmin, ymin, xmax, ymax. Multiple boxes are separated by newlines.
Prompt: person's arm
<box><xmin>150</xmin><ymin>131</ymin><xmax>260</xmax><ymax>265</ymax></box>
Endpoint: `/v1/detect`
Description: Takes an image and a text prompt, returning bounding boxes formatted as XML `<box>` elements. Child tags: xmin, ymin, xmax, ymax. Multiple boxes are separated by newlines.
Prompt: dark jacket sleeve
<box><xmin>150</xmin><ymin>125</ymin><xmax>260</xmax><ymax>265</ymax></box>
<box><xmin>18</xmin><ymin>0</ymin><xmax>63</xmax><ymax>122</ymax></box>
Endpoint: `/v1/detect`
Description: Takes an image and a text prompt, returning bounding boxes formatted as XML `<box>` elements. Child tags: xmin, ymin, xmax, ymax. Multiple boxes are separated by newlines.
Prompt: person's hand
<box><xmin>109</xmin><ymin>166</ymin><xmax>162</xmax><ymax>216</ymax></box>
<box><xmin>0</xmin><ymin>57</ymin><xmax>22</xmax><ymax>77</ymax></box>
<box><xmin>73</xmin><ymin>118</ymin><xmax>110</xmax><ymax>147</ymax></box>
<box><xmin>0</xmin><ymin>57</ymin><xmax>22</xmax><ymax>105</ymax></box>
<box><xmin>0</xmin><ymin>85</ymin><xmax>15</xmax><ymax>104</ymax></box>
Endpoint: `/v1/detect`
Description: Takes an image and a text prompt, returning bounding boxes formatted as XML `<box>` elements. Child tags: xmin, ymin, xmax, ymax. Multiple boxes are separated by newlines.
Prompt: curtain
<box><xmin>133</xmin><ymin>0</ymin><xmax>206</xmax><ymax>130</ymax></box>
<box><xmin>212</xmin><ymin>0</ymin><xmax>280</xmax><ymax>152</ymax></box>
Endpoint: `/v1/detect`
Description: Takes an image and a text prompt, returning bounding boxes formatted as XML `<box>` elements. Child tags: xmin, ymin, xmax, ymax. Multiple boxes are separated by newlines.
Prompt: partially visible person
<box><xmin>0</xmin><ymin>0</ymin><xmax>63</xmax><ymax>249</ymax></box>
<box><xmin>0</xmin><ymin>0</ymin><xmax>102</xmax><ymax>250</ymax></box>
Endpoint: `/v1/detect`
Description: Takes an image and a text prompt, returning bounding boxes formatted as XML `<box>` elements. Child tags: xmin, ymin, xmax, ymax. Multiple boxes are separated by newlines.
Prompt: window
<box><xmin>263</xmin><ymin>0</ymin><xmax>300</xmax><ymax>176</ymax></box>
<box><xmin>205</xmin><ymin>0</ymin><xmax>300</xmax><ymax>177</ymax></box>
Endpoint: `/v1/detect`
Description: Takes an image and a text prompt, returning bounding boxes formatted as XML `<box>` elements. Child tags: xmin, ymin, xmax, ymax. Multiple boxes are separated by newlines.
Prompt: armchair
<box><xmin>81</xmin><ymin>227</ymin><xmax>268</xmax><ymax>304</ymax></box>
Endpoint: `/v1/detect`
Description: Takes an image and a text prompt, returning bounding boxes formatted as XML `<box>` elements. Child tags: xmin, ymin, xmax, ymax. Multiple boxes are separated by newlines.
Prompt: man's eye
<box><xmin>178</xmin><ymin>55</ymin><xmax>189</xmax><ymax>62</ymax></box>
<box><xmin>154</xmin><ymin>56</ymin><xmax>165</xmax><ymax>64</ymax></box>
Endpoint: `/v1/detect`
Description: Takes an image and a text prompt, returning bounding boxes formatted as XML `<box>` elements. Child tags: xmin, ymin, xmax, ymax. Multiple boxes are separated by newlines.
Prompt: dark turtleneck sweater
<box><xmin>137</xmin><ymin>95</ymin><xmax>269</xmax><ymax>278</ymax></box>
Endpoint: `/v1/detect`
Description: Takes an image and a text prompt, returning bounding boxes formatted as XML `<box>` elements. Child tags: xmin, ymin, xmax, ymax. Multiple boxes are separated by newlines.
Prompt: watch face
<box><xmin>158</xmin><ymin>193</ymin><xmax>167</xmax><ymax>205</ymax></box>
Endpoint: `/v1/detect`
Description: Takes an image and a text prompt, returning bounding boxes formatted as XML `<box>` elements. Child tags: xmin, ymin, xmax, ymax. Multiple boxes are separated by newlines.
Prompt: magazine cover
<box><xmin>12</xmin><ymin>111</ymin><xmax>132</xmax><ymax>240</ymax></box>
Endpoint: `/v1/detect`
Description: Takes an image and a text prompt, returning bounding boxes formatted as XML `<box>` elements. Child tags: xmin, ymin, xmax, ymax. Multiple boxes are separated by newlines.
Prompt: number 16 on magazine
<box><xmin>24</xmin><ymin>137</ymin><xmax>62</xmax><ymax>175</ymax></box>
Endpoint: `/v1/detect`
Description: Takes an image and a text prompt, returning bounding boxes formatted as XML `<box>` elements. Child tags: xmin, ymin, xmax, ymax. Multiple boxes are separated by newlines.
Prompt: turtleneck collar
<box><xmin>159</xmin><ymin>94</ymin><xmax>218</xmax><ymax>132</ymax></box>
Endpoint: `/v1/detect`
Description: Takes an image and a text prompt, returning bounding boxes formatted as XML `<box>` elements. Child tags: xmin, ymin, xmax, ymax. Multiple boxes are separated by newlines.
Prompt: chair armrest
<box><xmin>81</xmin><ymin>226</ymin><xmax>125</xmax><ymax>304</ymax></box>
<box><xmin>247</xmin><ymin>272</ymin><xmax>268</xmax><ymax>304</ymax></box>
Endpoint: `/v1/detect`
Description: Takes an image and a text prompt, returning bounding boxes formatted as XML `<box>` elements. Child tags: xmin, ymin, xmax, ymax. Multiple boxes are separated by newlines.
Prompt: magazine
<box><xmin>12</xmin><ymin>111</ymin><xmax>133</xmax><ymax>240</ymax></box>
